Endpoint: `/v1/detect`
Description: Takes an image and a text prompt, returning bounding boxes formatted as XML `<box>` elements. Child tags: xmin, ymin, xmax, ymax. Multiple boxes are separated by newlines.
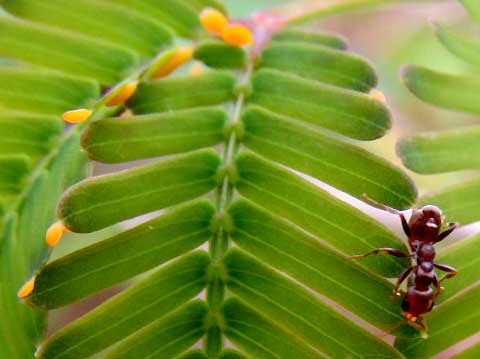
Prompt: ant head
<box><xmin>418</xmin><ymin>243</ymin><xmax>435</xmax><ymax>262</ymax></box>
<box><xmin>409</xmin><ymin>205</ymin><xmax>443</xmax><ymax>242</ymax></box>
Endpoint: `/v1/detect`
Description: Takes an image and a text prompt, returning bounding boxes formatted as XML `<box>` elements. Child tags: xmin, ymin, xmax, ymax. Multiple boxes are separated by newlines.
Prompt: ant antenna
<box><xmin>361</xmin><ymin>194</ymin><xmax>402</xmax><ymax>215</ymax></box>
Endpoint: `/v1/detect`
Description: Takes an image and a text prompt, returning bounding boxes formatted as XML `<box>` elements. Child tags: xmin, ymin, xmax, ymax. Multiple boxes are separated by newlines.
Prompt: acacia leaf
<box><xmin>398</xmin><ymin>126</ymin><xmax>480</xmax><ymax>173</ymax></box>
<box><xmin>250</xmin><ymin>69</ymin><xmax>391</xmax><ymax>140</ymax></box>
<box><xmin>235</xmin><ymin>151</ymin><xmax>408</xmax><ymax>277</ymax></box>
<box><xmin>36</xmin><ymin>251</ymin><xmax>210</xmax><ymax>359</ymax></box>
<box><xmin>27</xmin><ymin>200</ymin><xmax>214</xmax><ymax>308</ymax></box>
<box><xmin>271</xmin><ymin>29</ymin><xmax>347</xmax><ymax>50</ymax></box>
<box><xmin>194</xmin><ymin>41</ymin><xmax>247</xmax><ymax>69</ymax></box>
<box><xmin>82</xmin><ymin>107</ymin><xmax>227</xmax><ymax>163</ymax></box>
<box><xmin>434</xmin><ymin>22</ymin><xmax>480</xmax><ymax>68</ymax></box>
<box><xmin>241</xmin><ymin>105</ymin><xmax>416</xmax><ymax>208</ymax></box>
<box><xmin>224</xmin><ymin>248</ymin><xmax>405</xmax><ymax>358</ymax></box>
<box><xmin>59</xmin><ymin>149</ymin><xmax>220</xmax><ymax>232</ymax></box>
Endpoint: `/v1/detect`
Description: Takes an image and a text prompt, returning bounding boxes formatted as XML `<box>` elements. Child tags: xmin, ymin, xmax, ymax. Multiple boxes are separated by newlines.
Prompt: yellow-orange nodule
<box><xmin>369</xmin><ymin>89</ymin><xmax>388</xmax><ymax>105</ymax></box>
<box><xmin>189</xmin><ymin>62</ymin><xmax>203</xmax><ymax>76</ymax></box>
<box><xmin>200</xmin><ymin>7</ymin><xmax>228</xmax><ymax>33</ymax></box>
<box><xmin>18</xmin><ymin>277</ymin><xmax>36</xmax><ymax>299</ymax></box>
<box><xmin>46</xmin><ymin>221</ymin><xmax>69</xmax><ymax>247</ymax></box>
<box><xmin>62</xmin><ymin>109</ymin><xmax>93</xmax><ymax>124</ymax></box>
<box><xmin>107</xmin><ymin>81</ymin><xmax>139</xmax><ymax>106</ymax></box>
<box><xmin>221</xmin><ymin>24</ymin><xmax>253</xmax><ymax>47</ymax></box>
<box><xmin>152</xmin><ymin>47</ymin><xmax>194</xmax><ymax>79</ymax></box>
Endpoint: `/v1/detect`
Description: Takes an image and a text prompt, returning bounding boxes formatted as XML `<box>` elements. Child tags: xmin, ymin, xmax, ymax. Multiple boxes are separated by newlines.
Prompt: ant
<box><xmin>350</xmin><ymin>196</ymin><xmax>458</xmax><ymax>331</ymax></box>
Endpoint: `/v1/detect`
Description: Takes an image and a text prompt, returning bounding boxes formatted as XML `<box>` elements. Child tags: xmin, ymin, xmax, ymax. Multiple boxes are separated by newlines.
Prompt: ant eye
<box><xmin>401</xmin><ymin>299</ymin><xmax>410</xmax><ymax>311</ymax></box>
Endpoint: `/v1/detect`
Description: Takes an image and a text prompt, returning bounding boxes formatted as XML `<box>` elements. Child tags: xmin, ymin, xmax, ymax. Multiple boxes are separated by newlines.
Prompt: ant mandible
<box><xmin>350</xmin><ymin>196</ymin><xmax>458</xmax><ymax>331</ymax></box>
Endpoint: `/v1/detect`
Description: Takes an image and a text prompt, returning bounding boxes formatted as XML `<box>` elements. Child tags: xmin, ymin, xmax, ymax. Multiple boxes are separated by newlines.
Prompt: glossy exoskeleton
<box><xmin>351</xmin><ymin>197</ymin><xmax>458</xmax><ymax>330</ymax></box>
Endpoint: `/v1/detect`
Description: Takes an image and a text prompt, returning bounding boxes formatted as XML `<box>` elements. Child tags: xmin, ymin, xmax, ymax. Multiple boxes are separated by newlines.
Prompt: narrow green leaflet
<box><xmin>129</xmin><ymin>71</ymin><xmax>236</xmax><ymax>114</ymax></box>
<box><xmin>222</xmin><ymin>297</ymin><xmax>324</xmax><ymax>359</ymax></box>
<box><xmin>250</xmin><ymin>69</ymin><xmax>390</xmax><ymax>140</ymax></box>
<box><xmin>194</xmin><ymin>41</ymin><xmax>247</xmax><ymax>69</ymax></box>
<box><xmin>1</xmin><ymin>132</ymin><xmax>89</xmax><ymax>359</ymax></box>
<box><xmin>27</xmin><ymin>200</ymin><xmax>214</xmax><ymax>308</ymax></box>
<box><xmin>434</xmin><ymin>22</ymin><xmax>480</xmax><ymax>68</ymax></box>
<box><xmin>224</xmin><ymin>249</ymin><xmax>404</xmax><ymax>358</ymax></box>
<box><xmin>235</xmin><ymin>151</ymin><xmax>408</xmax><ymax>277</ymax></box>
<box><xmin>36</xmin><ymin>251</ymin><xmax>210</xmax><ymax>359</ymax></box>
<box><xmin>0</xmin><ymin>155</ymin><xmax>30</xmax><ymax>195</ymax></box>
<box><xmin>259</xmin><ymin>42</ymin><xmax>376</xmax><ymax>91</ymax></box>
<box><xmin>436</xmin><ymin>233</ymin><xmax>480</xmax><ymax>304</ymax></box>
<box><xmin>228</xmin><ymin>199</ymin><xmax>404</xmax><ymax>328</ymax></box>
<box><xmin>59</xmin><ymin>149</ymin><xmax>220</xmax><ymax>232</ymax></box>
<box><xmin>0</xmin><ymin>68</ymin><xmax>100</xmax><ymax>115</ymax></box>
<box><xmin>398</xmin><ymin>126</ymin><xmax>480</xmax><ymax>173</ymax></box>
<box><xmin>0</xmin><ymin>14</ymin><xmax>138</xmax><ymax>85</ymax></box>
<box><xmin>460</xmin><ymin>0</ymin><xmax>480</xmax><ymax>22</ymax></box>
<box><xmin>420</xmin><ymin>177</ymin><xmax>480</xmax><ymax>225</ymax></box>
<box><xmin>82</xmin><ymin>107</ymin><xmax>227</xmax><ymax>163</ymax></box>
<box><xmin>395</xmin><ymin>286</ymin><xmax>480</xmax><ymax>359</ymax></box>
<box><xmin>402</xmin><ymin>65</ymin><xmax>480</xmax><ymax>114</ymax></box>
<box><xmin>219</xmin><ymin>350</ymin><xmax>249</xmax><ymax>359</ymax></box>
<box><xmin>0</xmin><ymin>111</ymin><xmax>62</xmax><ymax>157</ymax></box>
<box><xmin>242</xmin><ymin>105</ymin><xmax>416</xmax><ymax>208</ymax></box>
<box><xmin>176</xmin><ymin>350</ymin><xmax>208</xmax><ymax>359</ymax></box>
<box><xmin>271</xmin><ymin>29</ymin><xmax>347</xmax><ymax>50</ymax></box>
<box><xmin>103</xmin><ymin>300</ymin><xmax>208</xmax><ymax>359</ymax></box>
<box><xmin>2</xmin><ymin>0</ymin><xmax>173</xmax><ymax>56</ymax></box>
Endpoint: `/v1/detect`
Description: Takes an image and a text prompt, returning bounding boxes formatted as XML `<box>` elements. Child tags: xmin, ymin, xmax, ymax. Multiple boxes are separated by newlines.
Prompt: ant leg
<box><xmin>349</xmin><ymin>248</ymin><xmax>411</xmax><ymax>260</ymax></box>
<box><xmin>432</xmin><ymin>273</ymin><xmax>444</xmax><ymax>300</ymax></box>
<box><xmin>434</xmin><ymin>263</ymin><xmax>458</xmax><ymax>283</ymax></box>
<box><xmin>394</xmin><ymin>266</ymin><xmax>415</xmax><ymax>295</ymax></box>
<box><xmin>362</xmin><ymin>194</ymin><xmax>411</xmax><ymax>238</ymax></box>
<box><xmin>435</xmin><ymin>222</ymin><xmax>459</xmax><ymax>243</ymax></box>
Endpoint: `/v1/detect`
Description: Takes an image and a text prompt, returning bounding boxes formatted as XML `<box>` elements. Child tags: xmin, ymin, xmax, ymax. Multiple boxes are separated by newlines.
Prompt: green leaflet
<box><xmin>224</xmin><ymin>249</ymin><xmax>404</xmax><ymax>359</ymax></box>
<box><xmin>271</xmin><ymin>29</ymin><xmax>347</xmax><ymax>50</ymax></box>
<box><xmin>0</xmin><ymin>155</ymin><xmax>30</xmax><ymax>195</ymax></box>
<box><xmin>436</xmin><ymin>233</ymin><xmax>480</xmax><ymax>304</ymax></box>
<box><xmin>460</xmin><ymin>0</ymin><xmax>480</xmax><ymax>22</ymax></box>
<box><xmin>103</xmin><ymin>300</ymin><xmax>208</xmax><ymax>359</ymax></box>
<box><xmin>0</xmin><ymin>68</ymin><xmax>100</xmax><ymax>115</ymax></box>
<box><xmin>27</xmin><ymin>200</ymin><xmax>214</xmax><ymax>308</ymax></box>
<box><xmin>420</xmin><ymin>177</ymin><xmax>480</xmax><ymax>225</ymax></box>
<box><xmin>104</xmin><ymin>0</ymin><xmax>200</xmax><ymax>38</ymax></box>
<box><xmin>0</xmin><ymin>14</ymin><xmax>138</xmax><ymax>85</ymax></box>
<box><xmin>402</xmin><ymin>65</ymin><xmax>480</xmax><ymax>114</ymax></box>
<box><xmin>250</xmin><ymin>69</ymin><xmax>391</xmax><ymax>140</ymax></box>
<box><xmin>395</xmin><ymin>286</ymin><xmax>480</xmax><ymax>359</ymax></box>
<box><xmin>241</xmin><ymin>106</ymin><xmax>416</xmax><ymax>209</ymax></box>
<box><xmin>129</xmin><ymin>71</ymin><xmax>236</xmax><ymax>114</ymax></box>
<box><xmin>434</xmin><ymin>22</ymin><xmax>480</xmax><ymax>68</ymax></box>
<box><xmin>259</xmin><ymin>42</ymin><xmax>376</xmax><ymax>91</ymax></box>
<box><xmin>59</xmin><ymin>149</ymin><xmax>221</xmax><ymax>232</ymax></box>
<box><xmin>36</xmin><ymin>251</ymin><xmax>210</xmax><ymax>359</ymax></box>
<box><xmin>1</xmin><ymin>132</ymin><xmax>89</xmax><ymax>359</ymax></box>
<box><xmin>2</xmin><ymin>0</ymin><xmax>173</xmax><ymax>57</ymax></box>
<box><xmin>228</xmin><ymin>199</ymin><xmax>403</xmax><ymax>328</ymax></box>
<box><xmin>0</xmin><ymin>111</ymin><xmax>63</xmax><ymax>157</ymax></box>
<box><xmin>219</xmin><ymin>350</ymin><xmax>249</xmax><ymax>359</ymax></box>
<box><xmin>82</xmin><ymin>107</ymin><xmax>227</xmax><ymax>163</ymax></box>
<box><xmin>398</xmin><ymin>126</ymin><xmax>480</xmax><ymax>173</ymax></box>
<box><xmin>222</xmin><ymin>297</ymin><xmax>324</xmax><ymax>359</ymax></box>
<box><xmin>194</xmin><ymin>41</ymin><xmax>247</xmax><ymax>69</ymax></box>
<box><xmin>235</xmin><ymin>151</ymin><xmax>408</xmax><ymax>277</ymax></box>
<box><xmin>452</xmin><ymin>343</ymin><xmax>480</xmax><ymax>359</ymax></box>
<box><xmin>176</xmin><ymin>350</ymin><xmax>208</xmax><ymax>359</ymax></box>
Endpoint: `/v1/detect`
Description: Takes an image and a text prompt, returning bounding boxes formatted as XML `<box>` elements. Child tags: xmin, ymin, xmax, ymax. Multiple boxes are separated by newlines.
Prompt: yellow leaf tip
<box><xmin>200</xmin><ymin>7</ymin><xmax>228</xmax><ymax>34</ymax></box>
<box><xmin>18</xmin><ymin>277</ymin><xmax>36</xmax><ymax>299</ymax></box>
<box><xmin>62</xmin><ymin>109</ymin><xmax>92</xmax><ymax>124</ymax></box>
<box><xmin>107</xmin><ymin>81</ymin><xmax>139</xmax><ymax>107</ymax></box>
<box><xmin>221</xmin><ymin>24</ymin><xmax>253</xmax><ymax>47</ymax></box>
<box><xmin>369</xmin><ymin>89</ymin><xmax>387</xmax><ymax>104</ymax></box>
<box><xmin>46</xmin><ymin>221</ymin><xmax>69</xmax><ymax>247</ymax></box>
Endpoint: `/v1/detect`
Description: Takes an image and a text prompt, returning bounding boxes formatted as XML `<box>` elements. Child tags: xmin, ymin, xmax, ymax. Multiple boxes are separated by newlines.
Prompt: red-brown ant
<box><xmin>350</xmin><ymin>196</ymin><xmax>458</xmax><ymax>331</ymax></box>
